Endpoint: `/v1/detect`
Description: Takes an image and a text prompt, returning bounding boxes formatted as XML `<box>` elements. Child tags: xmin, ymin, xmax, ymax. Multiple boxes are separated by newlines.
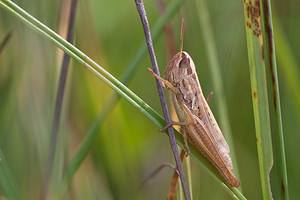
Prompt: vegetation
<box><xmin>0</xmin><ymin>0</ymin><xmax>298</xmax><ymax>199</ymax></box>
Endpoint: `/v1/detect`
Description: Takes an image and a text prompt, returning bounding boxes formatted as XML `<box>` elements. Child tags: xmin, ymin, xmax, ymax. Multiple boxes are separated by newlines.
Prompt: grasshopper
<box><xmin>148</xmin><ymin>20</ymin><xmax>240</xmax><ymax>188</ymax></box>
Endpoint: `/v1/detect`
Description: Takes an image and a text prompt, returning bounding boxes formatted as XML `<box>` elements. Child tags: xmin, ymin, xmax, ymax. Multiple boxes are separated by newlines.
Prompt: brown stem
<box><xmin>167</xmin><ymin>150</ymin><xmax>186</xmax><ymax>200</ymax></box>
<box><xmin>154</xmin><ymin>0</ymin><xmax>176</xmax><ymax>60</ymax></box>
<box><xmin>39</xmin><ymin>0</ymin><xmax>78</xmax><ymax>199</ymax></box>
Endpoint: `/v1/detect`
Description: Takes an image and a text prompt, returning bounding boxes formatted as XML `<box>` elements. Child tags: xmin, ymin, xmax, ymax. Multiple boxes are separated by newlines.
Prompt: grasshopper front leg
<box><xmin>148</xmin><ymin>68</ymin><xmax>192</xmax><ymax>155</ymax></box>
<box><xmin>147</xmin><ymin>68</ymin><xmax>178</xmax><ymax>93</ymax></box>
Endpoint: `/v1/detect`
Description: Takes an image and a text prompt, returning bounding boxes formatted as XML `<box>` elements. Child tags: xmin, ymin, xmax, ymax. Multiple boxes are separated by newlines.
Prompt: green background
<box><xmin>0</xmin><ymin>0</ymin><xmax>299</xmax><ymax>199</ymax></box>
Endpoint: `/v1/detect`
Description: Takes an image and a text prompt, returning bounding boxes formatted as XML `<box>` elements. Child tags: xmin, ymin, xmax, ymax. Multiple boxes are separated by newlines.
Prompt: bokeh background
<box><xmin>0</xmin><ymin>0</ymin><xmax>299</xmax><ymax>199</ymax></box>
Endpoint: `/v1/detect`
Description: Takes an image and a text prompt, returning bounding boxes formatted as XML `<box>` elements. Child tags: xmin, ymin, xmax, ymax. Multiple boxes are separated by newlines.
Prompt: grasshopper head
<box><xmin>164</xmin><ymin>51</ymin><xmax>196</xmax><ymax>84</ymax></box>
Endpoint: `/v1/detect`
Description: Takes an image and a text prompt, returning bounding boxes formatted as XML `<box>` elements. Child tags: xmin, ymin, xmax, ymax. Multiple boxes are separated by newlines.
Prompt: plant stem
<box><xmin>134</xmin><ymin>0</ymin><xmax>191</xmax><ymax>199</ymax></box>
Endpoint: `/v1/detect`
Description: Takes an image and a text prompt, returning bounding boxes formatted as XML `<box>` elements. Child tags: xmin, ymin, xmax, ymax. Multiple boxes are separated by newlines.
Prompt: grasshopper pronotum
<box><xmin>148</xmin><ymin>20</ymin><xmax>240</xmax><ymax>188</ymax></box>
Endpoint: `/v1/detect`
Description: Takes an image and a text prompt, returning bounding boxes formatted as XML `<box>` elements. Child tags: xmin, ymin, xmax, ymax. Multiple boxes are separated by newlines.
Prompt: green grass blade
<box><xmin>259</xmin><ymin>1</ymin><xmax>289</xmax><ymax>199</ymax></box>
<box><xmin>0</xmin><ymin>1</ymin><xmax>246</xmax><ymax>198</ymax></box>
<box><xmin>0</xmin><ymin>26</ymin><xmax>21</xmax><ymax>200</ymax></box>
<box><xmin>0</xmin><ymin>0</ymin><xmax>158</xmax><ymax>126</ymax></box>
<box><xmin>0</xmin><ymin>150</ymin><xmax>21</xmax><ymax>200</ymax></box>
<box><xmin>194</xmin><ymin>0</ymin><xmax>241</xmax><ymax>186</ymax></box>
<box><xmin>274</xmin><ymin>19</ymin><xmax>300</xmax><ymax>116</ymax></box>
<box><xmin>186</xmin><ymin>156</ymin><xmax>193</xmax><ymax>200</ymax></box>
<box><xmin>242</xmin><ymin>1</ymin><xmax>273</xmax><ymax>199</ymax></box>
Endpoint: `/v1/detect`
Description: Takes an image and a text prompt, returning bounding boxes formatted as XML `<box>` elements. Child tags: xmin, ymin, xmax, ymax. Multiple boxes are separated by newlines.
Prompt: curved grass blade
<box><xmin>0</xmin><ymin>1</ymin><xmax>246</xmax><ymax>199</ymax></box>
<box><xmin>242</xmin><ymin>0</ymin><xmax>273</xmax><ymax>199</ymax></box>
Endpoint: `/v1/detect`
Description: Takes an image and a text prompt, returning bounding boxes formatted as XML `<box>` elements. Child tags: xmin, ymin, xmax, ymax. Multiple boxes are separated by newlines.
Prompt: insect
<box><xmin>148</xmin><ymin>19</ymin><xmax>240</xmax><ymax>188</ymax></box>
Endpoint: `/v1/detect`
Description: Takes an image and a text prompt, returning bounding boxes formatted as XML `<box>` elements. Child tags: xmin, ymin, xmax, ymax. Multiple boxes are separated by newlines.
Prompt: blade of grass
<box><xmin>273</xmin><ymin>19</ymin><xmax>300</xmax><ymax>117</ymax></box>
<box><xmin>57</xmin><ymin>0</ymin><xmax>187</xmax><ymax>196</ymax></box>
<box><xmin>0</xmin><ymin>30</ymin><xmax>13</xmax><ymax>55</ymax></box>
<box><xmin>242</xmin><ymin>0</ymin><xmax>273</xmax><ymax>199</ymax></box>
<box><xmin>0</xmin><ymin>1</ymin><xmax>246</xmax><ymax>199</ymax></box>
<box><xmin>0</xmin><ymin>0</ymin><xmax>175</xmax><ymax>129</ymax></box>
<box><xmin>259</xmin><ymin>1</ymin><xmax>289</xmax><ymax>199</ymax></box>
<box><xmin>0</xmin><ymin>27</ymin><xmax>21</xmax><ymax>200</ymax></box>
<box><xmin>194</xmin><ymin>0</ymin><xmax>241</xmax><ymax>186</ymax></box>
<box><xmin>0</xmin><ymin>150</ymin><xmax>21</xmax><ymax>200</ymax></box>
<box><xmin>186</xmin><ymin>154</ymin><xmax>193</xmax><ymax>200</ymax></box>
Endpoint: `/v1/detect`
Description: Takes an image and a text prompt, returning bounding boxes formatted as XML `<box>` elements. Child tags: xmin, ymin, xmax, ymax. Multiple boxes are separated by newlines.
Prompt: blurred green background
<box><xmin>0</xmin><ymin>0</ymin><xmax>299</xmax><ymax>199</ymax></box>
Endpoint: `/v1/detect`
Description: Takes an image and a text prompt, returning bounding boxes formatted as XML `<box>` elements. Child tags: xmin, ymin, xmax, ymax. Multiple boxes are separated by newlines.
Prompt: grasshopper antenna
<box><xmin>180</xmin><ymin>18</ymin><xmax>185</xmax><ymax>53</ymax></box>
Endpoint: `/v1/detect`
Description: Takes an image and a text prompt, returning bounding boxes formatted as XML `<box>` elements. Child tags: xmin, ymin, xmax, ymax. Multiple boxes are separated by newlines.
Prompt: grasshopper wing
<box><xmin>179</xmin><ymin>102</ymin><xmax>240</xmax><ymax>187</ymax></box>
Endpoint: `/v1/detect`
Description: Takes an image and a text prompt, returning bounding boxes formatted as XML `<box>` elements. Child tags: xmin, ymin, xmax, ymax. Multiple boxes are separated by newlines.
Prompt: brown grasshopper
<box><xmin>148</xmin><ymin>20</ymin><xmax>240</xmax><ymax>188</ymax></box>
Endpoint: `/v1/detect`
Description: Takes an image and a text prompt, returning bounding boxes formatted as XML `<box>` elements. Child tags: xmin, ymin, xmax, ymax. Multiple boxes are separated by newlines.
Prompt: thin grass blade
<box><xmin>259</xmin><ymin>1</ymin><xmax>289</xmax><ymax>199</ymax></box>
<box><xmin>0</xmin><ymin>30</ymin><xmax>12</xmax><ymax>55</ymax></box>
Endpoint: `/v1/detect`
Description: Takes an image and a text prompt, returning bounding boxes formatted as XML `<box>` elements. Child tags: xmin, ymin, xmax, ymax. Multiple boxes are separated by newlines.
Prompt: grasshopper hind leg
<box><xmin>159</xmin><ymin>121</ymin><xmax>192</xmax><ymax>132</ymax></box>
<box><xmin>158</xmin><ymin>120</ymin><xmax>193</xmax><ymax>156</ymax></box>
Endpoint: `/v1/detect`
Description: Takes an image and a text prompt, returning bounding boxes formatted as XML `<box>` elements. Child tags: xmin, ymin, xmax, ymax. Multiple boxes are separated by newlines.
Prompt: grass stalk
<box><xmin>259</xmin><ymin>0</ymin><xmax>289</xmax><ymax>199</ymax></box>
<box><xmin>186</xmin><ymin>155</ymin><xmax>193</xmax><ymax>200</ymax></box>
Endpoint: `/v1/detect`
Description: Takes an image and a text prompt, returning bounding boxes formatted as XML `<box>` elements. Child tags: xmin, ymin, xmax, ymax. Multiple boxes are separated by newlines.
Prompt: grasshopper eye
<box><xmin>179</xmin><ymin>56</ymin><xmax>190</xmax><ymax>68</ymax></box>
